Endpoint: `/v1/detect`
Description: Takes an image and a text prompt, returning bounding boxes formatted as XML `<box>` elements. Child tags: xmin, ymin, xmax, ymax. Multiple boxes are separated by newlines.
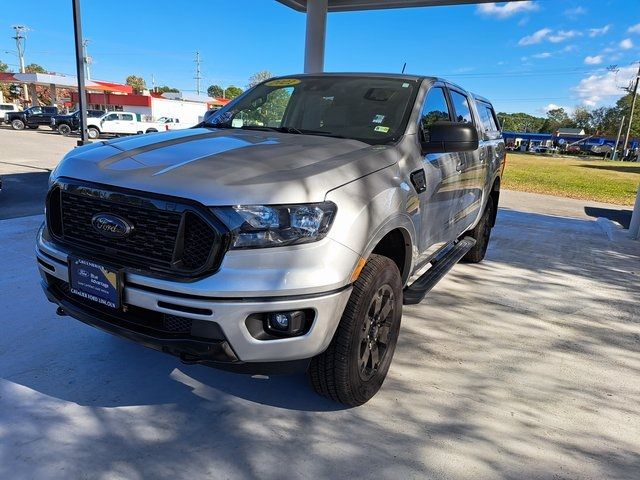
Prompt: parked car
<box><xmin>37</xmin><ymin>73</ymin><xmax>505</xmax><ymax>406</ymax></box>
<box><xmin>7</xmin><ymin>106</ymin><xmax>58</xmax><ymax>130</ymax></box>
<box><xmin>86</xmin><ymin>111</ymin><xmax>165</xmax><ymax>139</ymax></box>
<box><xmin>0</xmin><ymin>102</ymin><xmax>22</xmax><ymax>124</ymax></box>
<box><xmin>51</xmin><ymin>110</ymin><xmax>105</xmax><ymax>135</ymax></box>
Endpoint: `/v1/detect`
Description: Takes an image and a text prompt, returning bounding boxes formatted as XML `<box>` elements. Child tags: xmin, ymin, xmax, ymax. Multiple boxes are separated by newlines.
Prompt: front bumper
<box><xmin>37</xmin><ymin>226</ymin><xmax>354</xmax><ymax>370</ymax></box>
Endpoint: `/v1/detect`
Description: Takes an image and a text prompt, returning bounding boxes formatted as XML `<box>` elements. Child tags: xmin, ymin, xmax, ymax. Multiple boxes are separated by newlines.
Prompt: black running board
<box><xmin>403</xmin><ymin>237</ymin><xmax>476</xmax><ymax>305</ymax></box>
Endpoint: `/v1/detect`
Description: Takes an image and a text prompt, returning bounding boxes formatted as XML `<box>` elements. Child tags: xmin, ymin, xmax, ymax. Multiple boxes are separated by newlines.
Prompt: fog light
<box><xmin>266</xmin><ymin>310</ymin><xmax>306</xmax><ymax>336</ymax></box>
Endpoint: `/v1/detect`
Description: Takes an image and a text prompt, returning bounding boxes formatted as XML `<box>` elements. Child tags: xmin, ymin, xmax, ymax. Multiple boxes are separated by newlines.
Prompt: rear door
<box><xmin>119</xmin><ymin>113</ymin><xmax>137</xmax><ymax>133</ymax></box>
<box><xmin>446</xmin><ymin>87</ymin><xmax>484</xmax><ymax>233</ymax></box>
<box><xmin>416</xmin><ymin>83</ymin><xmax>462</xmax><ymax>253</ymax></box>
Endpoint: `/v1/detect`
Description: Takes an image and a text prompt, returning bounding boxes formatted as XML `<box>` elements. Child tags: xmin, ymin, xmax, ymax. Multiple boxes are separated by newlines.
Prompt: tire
<box><xmin>309</xmin><ymin>254</ymin><xmax>403</xmax><ymax>406</ymax></box>
<box><xmin>462</xmin><ymin>195</ymin><xmax>495</xmax><ymax>263</ymax></box>
<box><xmin>145</xmin><ymin>128</ymin><xmax>158</xmax><ymax>133</ymax></box>
<box><xmin>58</xmin><ymin>124</ymin><xmax>71</xmax><ymax>136</ymax></box>
<box><xmin>87</xmin><ymin>127</ymin><xmax>100</xmax><ymax>139</ymax></box>
<box><xmin>27</xmin><ymin>125</ymin><xmax>39</xmax><ymax>130</ymax></box>
<box><xmin>11</xmin><ymin>119</ymin><xmax>25</xmax><ymax>130</ymax></box>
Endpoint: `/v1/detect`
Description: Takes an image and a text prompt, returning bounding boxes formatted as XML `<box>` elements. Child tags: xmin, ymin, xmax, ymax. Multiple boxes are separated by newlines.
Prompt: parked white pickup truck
<box><xmin>86</xmin><ymin>112</ymin><xmax>165</xmax><ymax>139</ymax></box>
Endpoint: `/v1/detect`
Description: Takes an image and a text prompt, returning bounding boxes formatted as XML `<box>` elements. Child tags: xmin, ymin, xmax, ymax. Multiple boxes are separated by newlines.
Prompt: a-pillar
<box><xmin>304</xmin><ymin>0</ymin><xmax>328</xmax><ymax>73</ymax></box>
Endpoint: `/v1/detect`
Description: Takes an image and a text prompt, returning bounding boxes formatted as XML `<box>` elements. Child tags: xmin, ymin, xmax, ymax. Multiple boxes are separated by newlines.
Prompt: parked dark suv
<box><xmin>51</xmin><ymin>110</ymin><xmax>106</xmax><ymax>135</ymax></box>
<box><xmin>7</xmin><ymin>106</ymin><xmax>59</xmax><ymax>130</ymax></box>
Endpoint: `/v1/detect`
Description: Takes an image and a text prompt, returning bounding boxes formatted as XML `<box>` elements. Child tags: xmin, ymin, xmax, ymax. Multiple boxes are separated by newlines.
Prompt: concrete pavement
<box><xmin>1</xmin><ymin>202</ymin><xmax>638</xmax><ymax>479</ymax></box>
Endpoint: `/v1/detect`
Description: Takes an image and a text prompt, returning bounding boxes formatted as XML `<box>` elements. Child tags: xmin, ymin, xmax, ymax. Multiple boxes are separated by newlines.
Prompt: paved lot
<box><xmin>1</xmin><ymin>127</ymin><xmax>639</xmax><ymax>479</ymax></box>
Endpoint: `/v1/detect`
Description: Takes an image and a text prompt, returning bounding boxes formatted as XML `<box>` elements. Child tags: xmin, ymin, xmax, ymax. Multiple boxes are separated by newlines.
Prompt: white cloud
<box><xmin>589</xmin><ymin>25</ymin><xmax>610</xmax><ymax>37</ymax></box>
<box><xmin>628</xmin><ymin>23</ymin><xmax>640</xmax><ymax>34</ymax></box>
<box><xmin>544</xmin><ymin>103</ymin><xmax>564</xmax><ymax>112</ymax></box>
<box><xmin>548</xmin><ymin>30</ymin><xmax>581</xmax><ymax>43</ymax></box>
<box><xmin>584</xmin><ymin>55</ymin><xmax>603</xmax><ymax>65</ymax></box>
<box><xmin>565</xmin><ymin>6</ymin><xmax>587</xmax><ymax>16</ymax></box>
<box><xmin>519</xmin><ymin>28</ymin><xmax>552</xmax><ymax>45</ymax></box>
<box><xmin>620</xmin><ymin>38</ymin><xmax>634</xmax><ymax>49</ymax></box>
<box><xmin>573</xmin><ymin>64</ymin><xmax>638</xmax><ymax>106</ymax></box>
<box><xmin>477</xmin><ymin>1</ymin><xmax>539</xmax><ymax>19</ymax></box>
<box><xmin>533</xmin><ymin>52</ymin><xmax>552</xmax><ymax>59</ymax></box>
<box><xmin>519</xmin><ymin>28</ymin><xmax>581</xmax><ymax>46</ymax></box>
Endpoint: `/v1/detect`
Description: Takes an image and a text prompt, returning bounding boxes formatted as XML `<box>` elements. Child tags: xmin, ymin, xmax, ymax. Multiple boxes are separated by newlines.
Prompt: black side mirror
<box><xmin>421</xmin><ymin>122</ymin><xmax>479</xmax><ymax>154</ymax></box>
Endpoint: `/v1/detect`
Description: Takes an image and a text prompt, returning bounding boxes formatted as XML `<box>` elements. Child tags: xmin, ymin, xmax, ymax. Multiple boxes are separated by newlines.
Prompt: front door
<box><xmin>416</xmin><ymin>83</ymin><xmax>463</xmax><ymax>256</ymax></box>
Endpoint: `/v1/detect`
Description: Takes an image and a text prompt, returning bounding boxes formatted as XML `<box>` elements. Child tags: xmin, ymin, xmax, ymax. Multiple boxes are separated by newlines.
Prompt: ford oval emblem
<box><xmin>91</xmin><ymin>213</ymin><xmax>134</xmax><ymax>238</ymax></box>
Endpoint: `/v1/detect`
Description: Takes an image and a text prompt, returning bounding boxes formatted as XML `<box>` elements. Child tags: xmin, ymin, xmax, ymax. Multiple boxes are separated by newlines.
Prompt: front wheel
<box><xmin>309</xmin><ymin>254</ymin><xmax>402</xmax><ymax>406</ymax></box>
<box><xmin>11</xmin><ymin>119</ymin><xmax>25</xmax><ymax>130</ymax></box>
<box><xmin>58</xmin><ymin>124</ymin><xmax>71</xmax><ymax>136</ymax></box>
<box><xmin>87</xmin><ymin>127</ymin><xmax>100</xmax><ymax>139</ymax></box>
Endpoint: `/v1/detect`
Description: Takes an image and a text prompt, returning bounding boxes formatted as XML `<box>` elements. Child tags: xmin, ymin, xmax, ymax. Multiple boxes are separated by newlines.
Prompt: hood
<box><xmin>52</xmin><ymin>128</ymin><xmax>399</xmax><ymax>205</ymax></box>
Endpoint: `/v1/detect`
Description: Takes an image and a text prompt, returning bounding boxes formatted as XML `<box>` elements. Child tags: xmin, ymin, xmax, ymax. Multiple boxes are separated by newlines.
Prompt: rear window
<box><xmin>0</xmin><ymin>105</ymin><xmax>15</xmax><ymax>111</ymax></box>
<box><xmin>449</xmin><ymin>90</ymin><xmax>473</xmax><ymax>124</ymax></box>
<box><xmin>476</xmin><ymin>100</ymin><xmax>500</xmax><ymax>133</ymax></box>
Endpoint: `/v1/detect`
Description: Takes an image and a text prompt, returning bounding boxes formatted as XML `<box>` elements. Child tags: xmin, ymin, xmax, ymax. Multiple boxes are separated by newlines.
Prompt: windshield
<box><xmin>205</xmin><ymin>76</ymin><xmax>418</xmax><ymax>145</ymax></box>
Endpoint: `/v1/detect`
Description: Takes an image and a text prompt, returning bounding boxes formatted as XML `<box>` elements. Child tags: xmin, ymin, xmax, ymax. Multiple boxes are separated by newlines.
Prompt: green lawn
<box><xmin>503</xmin><ymin>153</ymin><xmax>640</xmax><ymax>206</ymax></box>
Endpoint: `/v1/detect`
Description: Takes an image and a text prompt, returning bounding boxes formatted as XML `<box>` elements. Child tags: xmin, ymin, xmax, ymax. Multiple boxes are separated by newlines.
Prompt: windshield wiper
<box><xmin>206</xmin><ymin>124</ymin><xmax>347</xmax><ymax>139</ymax></box>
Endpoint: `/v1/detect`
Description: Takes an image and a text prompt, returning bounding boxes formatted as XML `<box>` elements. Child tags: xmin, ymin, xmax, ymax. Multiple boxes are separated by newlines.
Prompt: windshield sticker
<box><xmin>372</xmin><ymin>114</ymin><xmax>385</xmax><ymax>124</ymax></box>
<box><xmin>265</xmin><ymin>78</ymin><xmax>301</xmax><ymax>87</ymax></box>
<box><xmin>374</xmin><ymin>126</ymin><xmax>390</xmax><ymax>133</ymax></box>
<box><xmin>402</xmin><ymin>83</ymin><xmax>410</xmax><ymax>88</ymax></box>
<box><xmin>231</xmin><ymin>118</ymin><xmax>244</xmax><ymax>128</ymax></box>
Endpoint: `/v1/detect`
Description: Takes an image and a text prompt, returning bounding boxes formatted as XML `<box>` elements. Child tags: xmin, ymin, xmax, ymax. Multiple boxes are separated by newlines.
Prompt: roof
<box><xmin>557</xmin><ymin>128</ymin><xmax>586</xmax><ymax>135</ymax></box>
<box><xmin>0</xmin><ymin>72</ymin><xmax>132</xmax><ymax>94</ymax></box>
<box><xmin>269</xmin><ymin>72</ymin><xmax>430</xmax><ymax>82</ymax></box>
<box><xmin>276</xmin><ymin>0</ymin><xmax>526</xmax><ymax>12</ymax></box>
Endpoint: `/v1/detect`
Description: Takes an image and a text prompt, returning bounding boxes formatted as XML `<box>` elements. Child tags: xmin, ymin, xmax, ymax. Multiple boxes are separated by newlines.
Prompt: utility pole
<box><xmin>151</xmin><ymin>73</ymin><xmax>156</xmax><ymax>93</ymax></box>
<box><xmin>12</xmin><ymin>25</ymin><xmax>29</xmax><ymax>102</ymax></box>
<box><xmin>194</xmin><ymin>51</ymin><xmax>202</xmax><ymax>95</ymax></box>
<box><xmin>72</xmin><ymin>0</ymin><xmax>89</xmax><ymax>145</ymax></box>
<box><xmin>82</xmin><ymin>39</ymin><xmax>91</xmax><ymax>81</ymax></box>
<box><xmin>622</xmin><ymin>62</ymin><xmax>640</xmax><ymax>156</ymax></box>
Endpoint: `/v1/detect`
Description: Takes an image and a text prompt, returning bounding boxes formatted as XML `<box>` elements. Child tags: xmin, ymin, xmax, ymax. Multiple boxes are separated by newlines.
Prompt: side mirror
<box><xmin>421</xmin><ymin>122</ymin><xmax>479</xmax><ymax>154</ymax></box>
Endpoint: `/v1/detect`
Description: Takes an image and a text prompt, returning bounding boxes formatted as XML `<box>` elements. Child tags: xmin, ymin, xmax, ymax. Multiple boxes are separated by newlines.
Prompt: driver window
<box><xmin>235</xmin><ymin>87</ymin><xmax>293</xmax><ymax>128</ymax></box>
<box><xmin>420</xmin><ymin>87</ymin><xmax>451</xmax><ymax>136</ymax></box>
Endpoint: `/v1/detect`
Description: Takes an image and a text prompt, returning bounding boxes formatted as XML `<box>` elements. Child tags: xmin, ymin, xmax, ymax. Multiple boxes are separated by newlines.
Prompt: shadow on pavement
<box><xmin>1</xmin><ymin>209</ymin><xmax>639</xmax><ymax>478</ymax></box>
<box><xmin>0</xmin><ymin>171</ymin><xmax>49</xmax><ymax>219</ymax></box>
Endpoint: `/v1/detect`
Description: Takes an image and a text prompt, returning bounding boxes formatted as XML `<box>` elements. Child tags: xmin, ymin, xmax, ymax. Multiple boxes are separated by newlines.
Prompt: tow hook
<box><xmin>56</xmin><ymin>306</ymin><xmax>67</xmax><ymax>316</ymax></box>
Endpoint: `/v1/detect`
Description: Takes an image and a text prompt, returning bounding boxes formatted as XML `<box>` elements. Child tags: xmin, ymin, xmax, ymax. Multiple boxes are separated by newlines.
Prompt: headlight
<box><xmin>212</xmin><ymin>202</ymin><xmax>337</xmax><ymax>249</ymax></box>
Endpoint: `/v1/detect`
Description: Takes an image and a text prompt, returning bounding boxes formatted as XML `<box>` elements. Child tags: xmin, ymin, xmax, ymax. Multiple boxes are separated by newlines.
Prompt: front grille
<box><xmin>164</xmin><ymin>314</ymin><xmax>193</xmax><ymax>333</ymax></box>
<box><xmin>47</xmin><ymin>181</ymin><xmax>228</xmax><ymax>277</ymax></box>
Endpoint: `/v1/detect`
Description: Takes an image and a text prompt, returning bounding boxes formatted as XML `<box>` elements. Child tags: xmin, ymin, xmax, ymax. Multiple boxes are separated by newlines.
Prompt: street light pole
<box><xmin>622</xmin><ymin>62</ymin><xmax>639</xmax><ymax>156</ymax></box>
<box><xmin>72</xmin><ymin>0</ymin><xmax>89</xmax><ymax>145</ymax></box>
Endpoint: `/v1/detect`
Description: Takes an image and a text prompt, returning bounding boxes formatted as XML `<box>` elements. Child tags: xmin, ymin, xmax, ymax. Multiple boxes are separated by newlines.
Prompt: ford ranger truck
<box><xmin>37</xmin><ymin>74</ymin><xmax>505</xmax><ymax>406</ymax></box>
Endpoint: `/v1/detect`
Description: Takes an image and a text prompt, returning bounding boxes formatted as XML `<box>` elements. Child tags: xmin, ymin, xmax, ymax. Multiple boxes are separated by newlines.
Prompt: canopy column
<box><xmin>304</xmin><ymin>0</ymin><xmax>328</xmax><ymax>73</ymax></box>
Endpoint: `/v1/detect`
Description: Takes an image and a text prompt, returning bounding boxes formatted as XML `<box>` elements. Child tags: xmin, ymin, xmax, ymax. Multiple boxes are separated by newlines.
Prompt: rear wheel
<box><xmin>309</xmin><ymin>254</ymin><xmax>402</xmax><ymax>406</ymax></box>
<box><xmin>462</xmin><ymin>196</ymin><xmax>495</xmax><ymax>263</ymax></box>
<box><xmin>11</xmin><ymin>119</ymin><xmax>25</xmax><ymax>130</ymax></box>
<box><xmin>87</xmin><ymin>127</ymin><xmax>100</xmax><ymax>139</ymax></box>
<box><xmin>58</xmin><ymin>124</ymin><xmax>71</xmax><ymax>136</ymax></box>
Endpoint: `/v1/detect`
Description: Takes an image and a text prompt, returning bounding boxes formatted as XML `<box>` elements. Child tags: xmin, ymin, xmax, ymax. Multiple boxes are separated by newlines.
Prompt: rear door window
<box><xmin>121</xmin><ymin>114</ymin><xmax>134</xmax><ymax>121</ymax></box>
<box><xmin>449</xmin><ymin>90</ymin><xmax>473</xmax><ymax>124</ymax></box>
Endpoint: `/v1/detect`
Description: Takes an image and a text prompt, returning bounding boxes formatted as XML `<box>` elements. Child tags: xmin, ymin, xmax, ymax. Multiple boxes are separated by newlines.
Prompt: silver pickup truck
<box><xmin>37</xmin><ymin>73</ymin><xmax>505</xmax><ymax>406</ymax></box>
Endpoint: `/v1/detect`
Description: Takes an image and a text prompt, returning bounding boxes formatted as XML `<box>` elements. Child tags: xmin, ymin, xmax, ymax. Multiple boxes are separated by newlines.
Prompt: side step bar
<box><xmin>403</xmin><ymin>237</ymin><xmax>476</xmax><ymax>305</ymax></box>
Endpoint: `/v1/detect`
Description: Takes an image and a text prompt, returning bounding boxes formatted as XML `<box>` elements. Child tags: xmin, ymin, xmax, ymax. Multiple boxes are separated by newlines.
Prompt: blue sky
<box><xmin>1</xmin><ymin>0</ymin><xmax>638</xmax><ymax>115</ymax></box>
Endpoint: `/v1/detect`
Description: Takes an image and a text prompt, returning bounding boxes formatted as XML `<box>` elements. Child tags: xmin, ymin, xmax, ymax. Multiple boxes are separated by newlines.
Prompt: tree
<box><xmin>224</xmin><ymin>85</ymin><xmax>243</xmax><ymax>99</ymax></box>
<box><xmin>0</xmin><ymin>60</ymin><xmax>8</xmax><ymax>72</ymax></box>
<box><xmin>126</xmin><ymin>75</ymin><xmax>146</xmax><ymax>94</ymax></box>
<box><xmin>247</xmin><ymin>70</ymin><xmax>273</xmax><ymax>88</ymax></box>
<box><xmin>156</xmin><ymin>85</ymin><xmax>179</xmax><ymax>93</ymax></box>
<box><xmin>207</xmin><ymin>84</ymin><xmax>224</xmax><ymax>98</ymax></box>
<box><xmin>616</xmin><ymin>92</ymin><xmax>640</xmax><ymax>140</ymax></box>
<box><xmin>496</xmin><ymin>112</ymin><xmax>546</xmax><ymax>132</ymax></box>
<box><xmin>571</xmin><ymin>107</ymin><xmax>591</xmax><ymax>130</ymax></box>
<box><xmin>25</xmin><ymin>63</ymin><xmax>46</xmax><ymax>73</ymax></box>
